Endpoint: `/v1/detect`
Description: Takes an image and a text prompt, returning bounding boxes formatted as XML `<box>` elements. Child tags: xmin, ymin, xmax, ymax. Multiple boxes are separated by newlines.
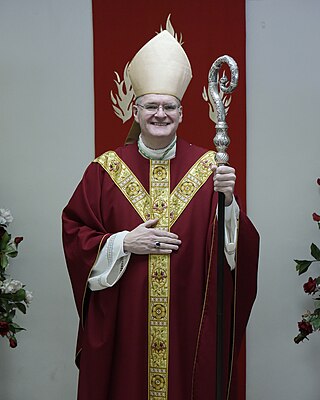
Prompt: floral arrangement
<box><xmin>0</xmin><ymin>209</ymin><xmax>32</xmax><ymax>348</ymax></box>
<box><xmin>294</xmin><ymin>178</ymin><xmax>320</xmax><ymax>343</ymax></box>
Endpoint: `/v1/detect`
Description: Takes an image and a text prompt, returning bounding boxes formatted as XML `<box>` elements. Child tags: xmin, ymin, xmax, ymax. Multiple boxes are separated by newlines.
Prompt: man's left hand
<box><xmin>212</xmin><ymin>165</ymin><xmax>236</xmax><ymax>206</ymax></box>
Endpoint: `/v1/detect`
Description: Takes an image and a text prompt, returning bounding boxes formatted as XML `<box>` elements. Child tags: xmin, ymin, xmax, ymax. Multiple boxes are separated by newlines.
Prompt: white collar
<box><xmin>137</xmin><ymin>135</ymin><xmax>176</xmax><ymax>160</ymax></box>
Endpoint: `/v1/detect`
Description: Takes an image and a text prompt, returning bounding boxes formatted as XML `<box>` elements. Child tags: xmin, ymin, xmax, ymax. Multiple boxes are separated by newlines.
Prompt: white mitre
<box><xmin>125</xmin><ymin>30</ymin><xmax>192</xmax><ymax>144</ymax></box>
<box><xmin>128</xmin><ymin>30</ymin><xmax>192</xmax><ymax>100</ymax></box>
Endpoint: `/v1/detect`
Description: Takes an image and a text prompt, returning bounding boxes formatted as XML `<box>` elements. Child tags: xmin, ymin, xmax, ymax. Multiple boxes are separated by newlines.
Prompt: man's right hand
<box><xmin>123</xmin><ymin>218</ymin><xmax>181</xmax><ymax>255</ymax></box>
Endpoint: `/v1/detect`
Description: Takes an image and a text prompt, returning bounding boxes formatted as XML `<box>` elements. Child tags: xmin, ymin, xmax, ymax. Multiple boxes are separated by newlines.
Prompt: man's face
<box><xmin>133</xmin><ymin>94</ymin><xmax>183</xmax><ymax>148</ymax></box>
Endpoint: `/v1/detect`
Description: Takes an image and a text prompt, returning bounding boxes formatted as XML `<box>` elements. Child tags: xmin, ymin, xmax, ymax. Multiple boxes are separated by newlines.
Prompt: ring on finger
<box><xmin>155</xmin><ymin>241</ymin><xmax>161</xmax><ymax>249</ymax></box>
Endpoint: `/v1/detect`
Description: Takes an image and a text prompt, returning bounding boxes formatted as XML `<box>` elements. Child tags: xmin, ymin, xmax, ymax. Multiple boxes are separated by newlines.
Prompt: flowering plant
<box><xmin>0</xmin><ymin>209</ymin><xmax>32</xmax><ymax>348</ymax></box>
<box><xmin>294</xmin><ymin>179</ymin><xmax>320</xmax><ymax>343</ymax></box>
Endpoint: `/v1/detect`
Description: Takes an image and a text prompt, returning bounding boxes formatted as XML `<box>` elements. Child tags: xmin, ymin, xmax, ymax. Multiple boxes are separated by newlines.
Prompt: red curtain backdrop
<box><xmin>92</xmin><ymin>1</ymin><xmax>247</xmax><ymax>398</ymax></box>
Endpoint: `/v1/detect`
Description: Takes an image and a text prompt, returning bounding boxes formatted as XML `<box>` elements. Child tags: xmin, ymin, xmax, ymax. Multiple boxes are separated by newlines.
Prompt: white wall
<box><xmin>0</xmin><ymin>1</ymin><xmax>94</xmax><ymax>399</ymax></box>
<box><xmin>1</xmin><ymin>1</ymin><xmax>320</xmax><ymax>399</ymax></box>
<box><xmin>246</xmin><ymin>1</ymin><xmax>320</xmax><ymax>399</ymax></box>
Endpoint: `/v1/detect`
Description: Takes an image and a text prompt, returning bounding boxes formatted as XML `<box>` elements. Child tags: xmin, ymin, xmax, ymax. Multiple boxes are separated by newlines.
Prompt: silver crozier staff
<box><xmin>208</xmin><ymin>55</ymin><xmax>239</xmax><ymax>400</ymax></box>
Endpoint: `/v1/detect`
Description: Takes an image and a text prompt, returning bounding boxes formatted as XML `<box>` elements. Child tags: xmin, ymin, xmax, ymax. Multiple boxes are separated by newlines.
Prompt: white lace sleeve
<box><xmin>88</xmin><ymin>231</ymin><xmax>131</xmax><ymax>291</ymax></box>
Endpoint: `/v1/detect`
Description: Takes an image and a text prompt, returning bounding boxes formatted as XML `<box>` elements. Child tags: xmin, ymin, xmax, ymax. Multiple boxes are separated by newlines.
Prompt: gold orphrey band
<box><xmin>149</xmin><ymin>160</ymin><xmax>171</xmax><ymax>400</ymax></box>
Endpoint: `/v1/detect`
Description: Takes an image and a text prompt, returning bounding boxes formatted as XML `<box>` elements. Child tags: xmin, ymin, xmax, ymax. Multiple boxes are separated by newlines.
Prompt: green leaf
<box><xmin>0</xmin><ymin>232</ymin><xmax>11</xmax><ymax>250</ymax></box>
<box><xmin>5</xmin><ymin>244</ymin><xmax>18</xmax><ymax>258</ymax></box>
<box><xmin>16</xmin><ymin>302</ymin><xmax>26</xmax><ymax>314</ymax></box>
<box><xmin>311</xmin><ymin>317</ymin><xmax>320</xmax><ymax>331</ymax></box>
<box><xmin>295</xmin><ymin>259</ymin><xmax>313</xmax><ymax>275</ymax></box>
<box><xmin>0</xmin><ymin>254</ymin><xmax>9</xmax><ymax>269</ymax></box>
<box><xmin>311</xmin><ymin>243</ymin><xmax>320</xmax><ymax>261</ymax></box>
<box><xmin>0</xmin><ymin>292</ymin><xmax>13</xmax><ymax>300</ymax></box>
<box><xmin>0</xmin><ymin>299</ymin><xmax>10</xmax><ymax>312</ymax></box>
<box><xmin>13</xmin><ymin>289</ymin><xmax>26</xmax><ymax>302</ymax></box>
<box><xmin>0</xmin><ymin>290</ymin><xmax>25</xmax><ymax>302</ymax></box>
<box><xmin>7</xmin><ymin>250</ymin><xmax>18</xmax><ymax>258</ymax></box>
<box><xmin>5</xmin><ymin>245</ymin><xmax>18</xmax><ymax>258</ymax></box>
<box><xmin>9</xmin><ymin>323</ymin><xmax>25</xmax><ymax>333</ymax></box>
<box><xmin>14</xmin><ymin>327</ymin><xmax>25</xmax><ymax>333</ymax></box>
<box><xmin>5</xmin><ymin>244</ymin><xmax>15</xmax><ymax>252</ymax></box>
<box><xmin>9</xmin><ymin>325</ymin><xmax>16</xmax><ymax>333</ymax></box>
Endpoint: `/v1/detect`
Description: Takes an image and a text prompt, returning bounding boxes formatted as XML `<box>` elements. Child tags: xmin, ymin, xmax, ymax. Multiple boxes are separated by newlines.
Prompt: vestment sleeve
<box><xmin>88</xmin><ymin>231</ymin><xmax>131</xmax><ymax>290</ymax></box>
<box><xmin>216</xmin><ymin>197</ymin><xmax>240</xmax><ymax>270</ymax></box>
<box><xmin>62</xmin><ymin>163</ymin><xmax>110</xmax><ymax>321</ymax></box>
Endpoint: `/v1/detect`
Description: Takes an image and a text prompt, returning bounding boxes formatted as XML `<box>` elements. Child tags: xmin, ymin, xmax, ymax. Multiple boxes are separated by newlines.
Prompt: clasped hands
<box><xmin>123</xmin><ymin>165</ymin><xmax>236</xmax><ymax>255</ymax></box>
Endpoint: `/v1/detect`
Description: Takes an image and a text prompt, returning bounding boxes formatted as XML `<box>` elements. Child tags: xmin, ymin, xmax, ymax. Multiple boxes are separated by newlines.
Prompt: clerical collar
<box><xmin>137</xmin><ymin>135</ymin><xmax>177</xmax><ymax>160</ymax></box>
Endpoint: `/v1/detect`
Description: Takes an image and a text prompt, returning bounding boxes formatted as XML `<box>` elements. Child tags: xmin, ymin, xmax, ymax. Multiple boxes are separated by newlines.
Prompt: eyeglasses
<box><xmin>136</xmin><ymin>103</ymin><xmax>181</xmax><ymax>114</ymax></box>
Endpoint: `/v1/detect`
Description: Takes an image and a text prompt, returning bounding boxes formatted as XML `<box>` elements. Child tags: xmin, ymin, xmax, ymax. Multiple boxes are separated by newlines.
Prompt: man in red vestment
<box><xmin>62</xmin><ymin>31</ymin><xmax>259</xmax><ymax>400</ymax></box>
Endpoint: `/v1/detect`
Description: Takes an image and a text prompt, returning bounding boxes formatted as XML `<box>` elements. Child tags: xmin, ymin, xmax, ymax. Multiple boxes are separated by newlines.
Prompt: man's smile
<box><xmin>150</xmin><ymin>122</ymin><xmax>170</xmax><ymax>126</ymax></box>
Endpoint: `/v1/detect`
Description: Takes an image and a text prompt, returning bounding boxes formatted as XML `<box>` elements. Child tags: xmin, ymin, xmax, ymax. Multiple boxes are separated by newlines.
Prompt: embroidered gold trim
<box><xmin>94</xmin><ymin>151</ymin><xmax>152</xmax><ymax>221</ymax></box>
<box><xmin>169</xmin><ymin>151</ymin><xmax>216</xmax><ymax>227</ymax></box>
<box><xmin>94</xmin><ymin>150</ymin><xmax>216</xmax><ymax>228</ymax></box>
<box><xmin>148</xmin><ymin>160</ymin><xmax>171</xmax><ymax>400</ymax></box>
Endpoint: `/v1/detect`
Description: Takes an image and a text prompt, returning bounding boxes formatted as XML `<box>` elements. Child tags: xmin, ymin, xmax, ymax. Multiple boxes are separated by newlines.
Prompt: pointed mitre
<box><xmin>127</xmin><ymin>30</ymin><xmax>192</xmax><ymax>100</ymax></box>
<box><xmin>125</xmin><ymin>30</ymin><xmax>192</xmax><ymax>144</ymax></box>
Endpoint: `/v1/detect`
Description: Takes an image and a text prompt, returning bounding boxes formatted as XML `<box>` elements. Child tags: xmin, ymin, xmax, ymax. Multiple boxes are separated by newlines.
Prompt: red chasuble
<box><xmin>62</xmin><ymin>137</ymin><xmax>259</xmax><ymax>400</ymax></box>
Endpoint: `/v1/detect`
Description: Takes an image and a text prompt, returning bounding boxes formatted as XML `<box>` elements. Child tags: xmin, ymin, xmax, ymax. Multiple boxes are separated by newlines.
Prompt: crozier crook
<box><xmin>208</xmin><ymin>55</ymin><xmax>238</xmax><ymax>165</ymax></box>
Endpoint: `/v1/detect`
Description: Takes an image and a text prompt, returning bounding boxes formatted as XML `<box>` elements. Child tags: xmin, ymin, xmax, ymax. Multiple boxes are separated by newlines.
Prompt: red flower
<box><xmin>312</xmin><ymin>213</ymin><xmax>320</xmax><ymax>222</ymax></box>
<box><xmin>298</xmin><ymin>321</ymin><xmax>313</xmax><ymax>335</ymax></box>
<box><xmin>0</xmin><ymin>321</ymin><xmax>10</xmax><ymax>337</ymax></box>
<box><xmin>9</xmin><ymin>337</ymin><xmax>17</xmax><ymax>348</ymax></box>
<box><xmin>14</xmin><ymin>236</ymin><xmax>23</xmax><ymax>245</ymax></box>
<box><xmin>303</xmin><ymin>277</ymin><xmax>317</xmax><ymax>294</ymax></box>
<box><xmin>317</xmin><ymin>178</ymin><xmax>320</xmax><ymax>186</ymax></box>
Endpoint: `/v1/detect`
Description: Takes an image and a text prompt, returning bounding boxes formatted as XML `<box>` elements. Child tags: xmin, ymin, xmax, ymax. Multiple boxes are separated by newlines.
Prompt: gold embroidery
<box><xmin>94</xmin><ymin>150</ymin><xmax>216</xmax><ymax>400</ymax></box>
<box><xmin>149</xmin><ymin>253</ymin><xmax>170</xmax><ymax>398</ymax></box>
<box><xmin>94</xmin><ymin>151</ymin><xmax>152</xmax><ymax>222</ymax></box>
<box><xmin>169</xmin><ymin>151</ymin><xmax>216</xmax><ymax>227</ymax></box>
<box><xmin>94</xmin><ymin>150</ymin><xmax>216</xmax><ymax>228</ymax></box>
<box><xmin>149</xmin><ymin>160</ymin><xmax>170</xmax><ymax>400</ymax></box>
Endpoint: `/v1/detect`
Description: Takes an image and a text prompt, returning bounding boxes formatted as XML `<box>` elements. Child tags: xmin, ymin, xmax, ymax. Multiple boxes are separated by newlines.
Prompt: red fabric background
<box><xmin>92</xmin><ymin>1</ymin><xmax>247</xmax><ymax>398</ymax></box>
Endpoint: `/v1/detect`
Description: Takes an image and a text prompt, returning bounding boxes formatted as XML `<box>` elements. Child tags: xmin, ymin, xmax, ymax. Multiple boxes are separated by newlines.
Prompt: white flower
<box><xmin>0</xmin><ymin>279</ymin><xmax>11</xmax><ymax>293</ymax></box>
<box><xmin>1</xmin><ymin>279</ymin><xmax>23</xmax><ymax>294</ymax></box>
<box><xmin>25</xmin><ymin>290</ymin><xmax>33</xmax><ymax>304</ymax></box>
<box><xmin>0</xmin><ymin>208</ymin><xmax>13</xmax><ymax>226</ymax></box>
